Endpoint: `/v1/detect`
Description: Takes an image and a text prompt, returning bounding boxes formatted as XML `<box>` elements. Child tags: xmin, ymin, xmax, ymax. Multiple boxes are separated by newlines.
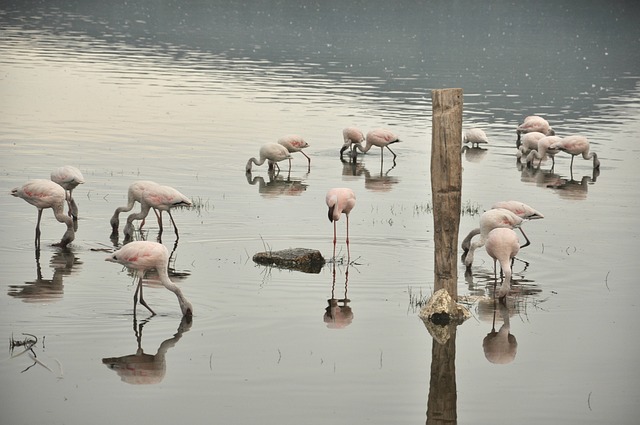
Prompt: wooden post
<box><xmin>431</xmin><ymin>88</ymin><xmax>463</xmax><ymax>298</ymax></box>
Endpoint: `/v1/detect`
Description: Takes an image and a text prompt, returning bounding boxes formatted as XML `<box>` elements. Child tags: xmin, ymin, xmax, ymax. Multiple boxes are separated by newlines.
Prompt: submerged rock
<box><xmin>252</xmin><ymin>248</ymin><xmax>325</xmax><ymax>274</ymax></box>
<box><xmin>419</xmin><ymin>288</ymin><xmax>470</xmax><ymax>344</ymax></box>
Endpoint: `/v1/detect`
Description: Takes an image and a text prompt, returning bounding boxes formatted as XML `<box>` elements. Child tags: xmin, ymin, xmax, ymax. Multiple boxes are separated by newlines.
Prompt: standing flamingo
<box><xmin>340</xmin><ymin>127</ymin><xmax>365</xmax><ymax>161</ymax></box>
<box><xmin>516</xmin><ymin>116</ymin><xmax>555</xmax><ymax>147</ymax></box>
<box><xmin>123</xmin><ymin>185</ymin><xmax>192</xmax><ymax>241</ymax></box>
<box><xmin>463</xmin><ymin>208</ymin><xmax>525</xmax><ymax>269</ymax></box>
<box><xmin>326</xmin><ymin>188</ymin><xmax>356</xmax><ymax>260</ymax></box>
<box><xmin>278</xmin><ymin>135</ymin><xmax>311</xmax><ymax>171</ymax></box>
<box><xmin>354</xmin><ymin>128</ymin><xmax>401</xmax><ymax>164</ymax></box>
<box><xmin>110</xmin><ymin>181</ymin><xmax>161</xmax><ymax>236</ymax></box>
<box><xmin>11</xmin><ymin>179</ymin><xmax>75</xmax><ymax>250</ymax></box>
<box><xmin>549</xmin><ymin>135</ymin><xmax>600</xmax><ymax>170</ymax></box>
<box><xmin>525</xmin><ymin>135</ymin><xmax>562</xmax><ymax>168</ymax></box>
<box><xmin>105</xmin><ymin>241</ymin><xmax>193</xmax><ymax>317</ymax></box>
<box><xmin>462</xmin><ymin>201</ymin><xmax>543</xmax><ymax>254</ymax></box>
<box><xmin>50</xmin><ymin>165</ymin><xmax>84</xmax><ymax>219</ymax></box>
<box><xmin>485</xmin><ymin>228</ymin><xmax>520</xmax><ymax>304</ymax></box>
<box><xmin>462</xmin><ymin>128</ymin><xmax>489</xmax><ymax>148</ymax></box>
<box><xmin>246</xmin><ymin>143</ymin><xmax>292</xmax><ymax>173</ymax></box>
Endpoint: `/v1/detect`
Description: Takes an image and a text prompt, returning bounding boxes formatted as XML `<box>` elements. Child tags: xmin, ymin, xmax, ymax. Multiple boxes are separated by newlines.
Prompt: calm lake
<box><xmin>1</xmin><ymin>1</ymin><xmax>639</xmax><ymax>424</ymax></box>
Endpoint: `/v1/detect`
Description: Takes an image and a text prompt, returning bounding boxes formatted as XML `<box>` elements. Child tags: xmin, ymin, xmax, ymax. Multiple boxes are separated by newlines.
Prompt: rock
<box><xmin>419</xmin><ymin>288</ymin><xmax>470</xmax><ymax>344</ymax></box>
<box><xmin>252</xmin><ymin>248</ymin><xmax>325</xmax><ymax>274</ymax></box>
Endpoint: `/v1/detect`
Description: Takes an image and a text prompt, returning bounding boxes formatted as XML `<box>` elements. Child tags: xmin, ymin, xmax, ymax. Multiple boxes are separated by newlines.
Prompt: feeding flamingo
<box><xmin>123</xmin><ymin>184</ymin><xmax>192</xmax><ymax>241</ymax></box>
<box><xmin>515</xmin><ymin>132</ymin><xmax>545</xmax><ymax>161</ymax></box>
<box><xmin>278</xmin><ymin>135</ymin><xmax>311</xmax><ymax>171</ymax></box>
<box><xmin>326</xmin><ymin>188</ymin><xmax>356</xmax><ymax>260</ymax></box>
<box><xmin>110</xmin><ymin>181</ymin><xmax>161</xmax><ymax>236</ymax></box>
<box><xmin>50</xmin><ymin>165</ymin><xmax>84</xmax><ymax>219</ymax></box>
<box><xmin>462</xmin><ymin>201</ymin><xmax>543</xmax><ymax>254</ymax></box>
<box><xmin>549</xmin><ymin>135</ymin><xmax>600</xmax><ymax>170</ymax></box>
<box><xmin>353</xmin><ymin>128</ymin><xmax>401</xmax><ymax>163</ymax></box>
<box><xmin>516</xmin><ymin>116</ymin><xmax>555</xmax><ymax>147</ymax></box>
<box><xmin>485</xmin><ymin>227</ymin><xmax>520</xmax><ymax>304</ymax></box>
<box><xmin>463</xmin><ymin>208</ymin><xmax>525</xmax><ymax>269</ymax></box>
<box><xmin>11</xmin><ymin>179</ymin><xmax>75</xmax><ymax>250</ymax></box>
<box><xmin>340</xmin><ymin>127</ymin><xmax>365</xmax><ymax>161</ymax></box>
<box><xmin>525</xmin><ymin>135</ymin><xmax>562</xmax><ymax>168</ymax></box>
<box><xmin>246</xmin><ymin>143</ymin><xmax>292</xmax><ymax>173</ymax></box>
<box><xmin>105</xmin><ymin>241</ymin><xmax>193</xmax><ymax>317</ymax></box>
<box><xmin>462</xmin><ymin>128</ymin><xmax>489</xmax><ymax>148</ymax></box>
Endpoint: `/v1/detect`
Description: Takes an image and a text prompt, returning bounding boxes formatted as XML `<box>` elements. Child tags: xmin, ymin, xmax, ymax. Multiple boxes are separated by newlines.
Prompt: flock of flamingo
<box><xmin>10</xmin><ymin>117</ymin><xmax>601</xmax><ymax>313</ymax></box>
<box><xmin>462</xmin><ymin>115</ymin><xmax>601</xmax><ymax>303</ymax></box>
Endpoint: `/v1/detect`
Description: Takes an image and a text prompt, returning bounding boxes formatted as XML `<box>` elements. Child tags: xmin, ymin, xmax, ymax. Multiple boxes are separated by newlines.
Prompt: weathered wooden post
<box><xmin>431</xmin><ymin>88</ymin><xmax>463</xmax><ymax>298</ymax></box>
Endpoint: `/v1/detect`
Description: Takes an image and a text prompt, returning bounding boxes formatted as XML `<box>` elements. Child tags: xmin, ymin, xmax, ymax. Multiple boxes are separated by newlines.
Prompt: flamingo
<box><xmin>462</xmin><ymin>128</ymin><xmax>489</xmax><ymax>148</ymax></box>
<box><xmin>105</xmin><ymin>241</ymin><xmax>193</xmax><ymax>317</ymax></box>
<box><xmin>462</xmin><ymin>201</ymin><xmax>543</xmax><ymax>254</ymax></box>
<box><xmin>515</xmin><ymin>132</ymin><xmax>545</xmax><ymax>161</ymax></box>
<box><xmin>50</xmin><ymin>165</ymin><xmax>84</xmax><ymax>219</ymax></box>
<box><xmin>516</xmin><ymin>116</ymin><xmax>555</xmax><ymax>147</ymax></box>
<box><xmin>246</xmin><ymin>143</ymin><xmax>292</xmax><ymax>173</ymax></box>
<box><xmin>123</xmin><ymin>185</ymin><xmax>192</xmax><ymax>241</ymax></box>
<box><xmin>485</xmin><ymin>228</ymin><xmax>520</xmax><ymax>304</ymax></box>
<box><xmin>463</xmin><ymin>208</ymin><xmax>525</xmax><ymax>269</ymax></box>
<box><xmin>340</xmin><ymin>127</ymin><xmax>365</xmax><ymax>161</ymax></box>
<box><xmin>110</xmin><ymin>181</ymin><xmax>161</xmax><ymax>236</ymax></box>
<box><xmin>354</xmin><ymin>128</ymin><xmax>401</xmax><ymax>163</ymax></box>
<box><xmin>277</xmin><ymin>135</ymin><xmax>311</xmax><ymax>171</ymax></box>
<box><xmin>525</xmin><ymin>135</ymin><xmax>562</xmax><ymax>168</ymax></box>
<box><xmin>326</xmin><ymin>188</ymin><xmax>356</xmax><ymax>259</ymax></box>
<box><xmin>549</xmin><ymin>135</ymin><xmax>600</xmax><ymax>170</ymax></box>
<box><xmin>11</xmin><ymin>179</ymin><xmax>75</xmax><ymax>250</ymax></box>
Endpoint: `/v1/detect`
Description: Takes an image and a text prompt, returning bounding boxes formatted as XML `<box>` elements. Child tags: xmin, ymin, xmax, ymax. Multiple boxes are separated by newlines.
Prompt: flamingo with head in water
<box><xmin>516</xmin><ymin>116</ymin><xmax>555</xmax><ymax>147</ymax></box>
<box><xmin>278</xmin><ymin>135</ymin><xmax>311</xmax><ymax>171</ymax></box>
<box><xmin>106</xmin><ymin>240</ymin><xmax>193</xmax><ymax>317</ymax></box>
<box><xmin>11</xmin><ymin>179</ymin><xmax>75</xmax><ymax>250</ymax></box>
<box><xmin>485</xmin><ymin>227</ymin><xmax>520</xmax><ymax>304</ymax></box>
<box><xmin>326</xmin><ymin>188</ymin><xmax>356</xmax><ymax>260</ymax></box>
<box><xmin>354</xmin><ymin>128</ymin><xmax>401</xmax><ymax>164</ymax></box>
<box><xmin>50</xmin><ymin>165</ymin><xmax>84</xmax><ymax>219</ymax></box>
<box><xmin>110</xmin><ymin>181</ymin><xmax>161</xmax><ymax>236</ymax></box>
<box><xmin>549</xmin><ymin>135</ymin><xmax>600</xmax><ymax>170</ymax></box>
<box><xmin>340</xmin><ymin>127</ymin><xmax>365</xmax><ymax>161</ymax></box>
<box><xmin>246</xmin><ymin>143</ymin><xmax>292</xmax><ymax>173</ymax></box>
<box><xmin>462</xmin><ymin>128</ymin><xmax>489</xmax><ymax>148</ymax></box>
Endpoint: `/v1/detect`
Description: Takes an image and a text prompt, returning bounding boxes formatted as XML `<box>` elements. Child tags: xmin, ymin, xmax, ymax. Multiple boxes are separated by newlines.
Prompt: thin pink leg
<box><xmin>346</xmin><ymin>215</ymin><xmax>351</xmax><ymax>260</ymax></box>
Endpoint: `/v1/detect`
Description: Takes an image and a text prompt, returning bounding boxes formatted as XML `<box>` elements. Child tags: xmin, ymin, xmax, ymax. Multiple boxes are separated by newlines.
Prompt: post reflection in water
<box><xmin>102</xmin><ymin>315</ymin><xmax>192</xmax><ymax>385</ymax></box>
<box><xmin>323</xmin><ymin>262</ymin><xmax>353</xmax><ymax>329</ymax></box>
<box><xmin>7</xmin><ymin>248</ymin><xmax>82</xmax><ymax>302</ymax></box>
<box><xmin>245</xmin><ymin>170</ymin><xmax>308</xmax><ymax>198</ymax></box>
<box><xmin>426</xmin><ymin>323</ymin><xmax>458</xmax><ymax>425</ymax></box>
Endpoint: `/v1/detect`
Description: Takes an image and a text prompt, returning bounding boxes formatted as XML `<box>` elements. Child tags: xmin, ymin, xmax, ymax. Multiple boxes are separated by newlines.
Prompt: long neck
<box><xmin>246</xmin><ymin>157</ymin><xmax>265</xmax><ymax>171</ymax></box>
<box><xmin>354</xmin><ymin>143</ymin><xmax>372</xmax><ymax>153</ymax></box>
<box><xmin>51</xmin><ymin>203</ymin><xmax>75</xmax><ymax>246</ymax></box>
<box><xmin>461</xmin><ymin>228</ymin><xmax>481</xmax><ymax>252</ymax></box>
<box><xmin>157</xmin><ymin>266</ymin><xmax>193</xmax><ymax>316</ymax></box>
<box><xmin>110</xmin><ymin>196</ymin><xmax>137</xmax><ymax>228</ymax></box>
<box><xmin>127</xmin><ymin>202</ymin><xmax>151</xmax><ymax>224</ymax></box>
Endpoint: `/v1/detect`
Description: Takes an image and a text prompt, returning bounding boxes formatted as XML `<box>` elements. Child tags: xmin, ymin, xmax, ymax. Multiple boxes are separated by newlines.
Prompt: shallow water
<box><xmin>1</xmin><ymin>1</ymin><xmax>640</xmax><ymax>424</ymax></box>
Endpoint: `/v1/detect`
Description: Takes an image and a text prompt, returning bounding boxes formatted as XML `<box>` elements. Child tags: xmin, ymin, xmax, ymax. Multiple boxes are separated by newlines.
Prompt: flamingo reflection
<box><xmin>102</xmin><ymin>315</ymin><xmax>192</xmax><ymax>385</ymax></box>
<box><xmin>482</xmin><ymin>301</ymin><xmax>518</xmax><ymax>364</ymax></box>
<box><xmin>324</xmin><ymin>262</ymin><xmax>353</xmax><ymax>329</ymax></box>
<box><xmin>245</xmin><ymin>170</ymin><xmax>308</xmax><ymax>198</ymax></box>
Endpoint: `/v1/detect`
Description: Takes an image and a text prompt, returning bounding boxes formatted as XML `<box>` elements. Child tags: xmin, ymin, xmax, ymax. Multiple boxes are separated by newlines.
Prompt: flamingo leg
<box><xmin>518</xmin><ymin>227</ymin><xmax>531</xmax><ymax>249</ymax></box>
<box><xmin>332</xmin><ymin>221</ymin><xmax>337</xmax><ymax>259</ymax></box>
<box><xmin>301</xmin><ymin>151</ymin><xmax>311</xmax><ymax>171</ymax></box>
<box><xmin>168</xmin><ymin>210</ymin><xmax>179</xmax><ymax>239</ymax></box>
<box><xmin>346</xmin><ymin>214</ymin><xmax>351</xmax><ymax>260</ymax></box>
<box><xmin>135</xmin><ymin>276</ymin><xmax>156</xmax><ymax>316</ymax></box>
<box><xmin>386</xmin><ymin>145</ymin><xmax>398</xmax><ymax>160</ymax></box>
<box><xmin>35</xmin><ymin>208</ymin><xmax>43</xmax><ymax>252</ymax></box>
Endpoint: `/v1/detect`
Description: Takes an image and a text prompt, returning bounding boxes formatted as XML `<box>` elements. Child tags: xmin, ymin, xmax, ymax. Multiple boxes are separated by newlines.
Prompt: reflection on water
<box><xmin>324</xmin><ymin>263</ymin><xmax>353</xmax><ymax>329</ymax></box>
<box><xmin>7</xmin><ymin>248</ymin><xmax>82</xmax><ymax>302</ymax></box>
<box><xmin>518</xmin><ymin>161</ymin><xmax>600</xmax><ymax>200</ymax></box>
<box><xmin>481</xmin><ymin>302</ymin><xmax>518</xmax><ymax>365</ymax></box>
<box><xmin>245</xmin><ymin>170</ymin><xmax>308</xmax><ymax>198</ymax></box>
<box><xmin>341</xmin><ymin>158</ymin><xmax>400</xmax><ymax>192</ymax></box>
<box><xmin>461</xmin><ymin>146</ymin><xmax>488</xmax><ymax>163</ymax></box>
<box><xmin>102</xmin><ymin>315</ymin><xmax>192</xmax><ymax>385</ymax></box>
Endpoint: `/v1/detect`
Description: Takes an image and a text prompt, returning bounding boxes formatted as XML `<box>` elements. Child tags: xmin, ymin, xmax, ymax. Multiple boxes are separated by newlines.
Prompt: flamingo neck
<box><xmin>158</xmin><ymin>266</ymin><xmax>193</xmax><ymax>316</ymax></box>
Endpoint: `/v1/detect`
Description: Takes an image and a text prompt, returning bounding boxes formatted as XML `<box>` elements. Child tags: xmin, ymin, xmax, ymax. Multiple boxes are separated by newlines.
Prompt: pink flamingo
<box><xmin>463</xmin><ymin>208</ymin><xmax>525</xmax><ymax>269</ymax></box>
<box><xmin>110</xmin><ymin>181</ymin><xmax>161</xmax><ymax>236</ymax></box>
<box><xmin>549</xmin><ymin>135</ymin><xmax>600</xmax><ymax>170</ymax></box>
<box><xmin>354</xmin><ymin>128</ymin><xmax>401</xmax><ymax>163</ymax></box>
<box><xmin>515</xmin><ymin>132</ymin><xmax>545</xmax><ymax>160</ymax></box>
<box><xmin>326</xmin><ymin>188</ymin><xmax>356</xmax><ymax>259</ymax></box>
<box><xmin>246</xmin><ymin>143</ymin><xmax>292</xmax><ymax>173</ymax></box>
<box><xmin>485</xmin><ymin>228</ymin><xmax>520</xmax><ymax>304</ymax></box>
<box><xmin>525</xmin><ymin>135</ymin><xmax>562</xmax><ymax>168</ymax></box>
<box><xmin>516</xmin><ymin>116</ymin><xmax>555</xmax><ymax>147</ymax></box>
<box><xmin>11</xmin><ymin>179</ymin><xmax>75</xmax><ymax>250</ymax></box>
<box><xmin>50</xmin><ymin>165</ymin><xmax>84</xmax><ymax>219</ymax></box>
<box><xmin>278</xmin><ymin>135</ymin><xmax>311</xmax><ymax>171</ymax></box>
<box><xmin>463</xmin><ymin>128</ymin><xmax>489</xmax><ymax>148</ymax></box>
<box><xmin>123</xmin><ymin>185</ymin><xmax>192</xmax><ymax>240</ymax></box>
<box><xmin>105</xmin><ymin>241</ymin><xmax>193</xmax><ymax>317</ymax></box>
<box><xmin>340</xmin><ymin>127</ymin><xmax>365</xmax><ymax>161</ymax></box>
<box><xmin>462</xmin><ymin>201</ymin><xmax>543</xmax><ymax>254</ymax></box>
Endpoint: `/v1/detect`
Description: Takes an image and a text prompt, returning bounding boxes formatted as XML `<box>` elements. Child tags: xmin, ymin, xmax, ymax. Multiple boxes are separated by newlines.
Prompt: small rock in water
<box><xmin>252</xmin><ymin>248</ymin><xmax>325</xmax><ymax>274</ymax></box>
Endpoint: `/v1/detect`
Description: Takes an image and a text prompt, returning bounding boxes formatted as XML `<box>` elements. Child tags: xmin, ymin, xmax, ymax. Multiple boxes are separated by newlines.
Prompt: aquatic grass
<box><xmin>407</xmin><ymin>286</ymin><xmax>432</xmax><ymax>313</ymax></box>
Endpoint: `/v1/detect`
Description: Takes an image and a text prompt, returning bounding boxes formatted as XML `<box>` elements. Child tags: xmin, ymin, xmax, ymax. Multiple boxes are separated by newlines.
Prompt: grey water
<box><xmin>1</xmin><ymin>1</ymin><xmax>639</xmax><ymax>424</ymax></box>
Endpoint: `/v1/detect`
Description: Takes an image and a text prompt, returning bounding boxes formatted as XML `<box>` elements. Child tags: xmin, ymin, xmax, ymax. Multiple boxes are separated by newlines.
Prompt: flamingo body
<box><xmin>462</xmin><ymin>128</ymin><xmax>489</xmax><ymax>148</ymax></box>
<box><xmin>110</xmin><ymin>181</ymin><xmax>161</xmax><ymax>234</ymax></box>
<box><xmin>525</xmin><ymin>135</ymin><xmax>562</xmax><ymax>167</ymax></box>
<box><xmin>340</xmin><ymin>127</ymin><xmax>365</xmax><ymax>160</ymax></box>
<box><xmin>51</xmin><ymin>165</ymin><xmax>84</xmax><ymax>219</ymax></box>
<box><xmin>246</xmin><ymin>143</ymin><xmax>292</xmax><ymax>173</ymax></box>
<box><xmin>11</xmin><ymin>179</ymin><xmax>75</xmax><ymax>249</ymax></box>
<box><xmin>549</xmin><ymin>135</ymin><xmax>600</xmax><ymax>169</ymax></box>
<box><xmin>278</xmin><ymin>135</ymin><xmax>311</xmax><ymax>169</ymax></box>
<box><xmin>106</xmin><ymin>241</ymin><xmax>193</xmax><ymax>316</ymax></box>
<box><xmin>354</xmin><ymin>128</ymin><xmax>401</xmax><ymax>162</ymax></box>
<box><xmin>485</xmin><ymin>228</ymin><xmax>520</xmax><ymax>302</ymax></box>
<box><xmin>463</xmin><ymin>208</ymin><xmax>524</xmax><ymax>268</ymax></box>
<box><xmin>516</xmin><ymin>132</ymin><xmax>545</xmax><ymax>159</ymax></box>
<box><xmin>326</xmin><ymin>188</ymin><xmax>356</xmax><ymax>259</ymax></box>
<box><xmin>516</xmin><ymin>116</ymin><xmax>554</xmax><ymax>146</ymax></box>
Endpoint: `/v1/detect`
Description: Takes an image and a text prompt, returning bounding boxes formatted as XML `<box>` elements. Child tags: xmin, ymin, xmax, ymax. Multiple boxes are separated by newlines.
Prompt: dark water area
<box><xmin>1</xmin><ymin>1</ymin><xmax>639</xmax><ymax>424</ymax></box>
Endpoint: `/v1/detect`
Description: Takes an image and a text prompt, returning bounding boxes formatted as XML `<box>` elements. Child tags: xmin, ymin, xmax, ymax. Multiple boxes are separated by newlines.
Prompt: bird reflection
<box><xmin>324</xmin><ymin>262</ymin><xmax>353</xmax><ymax>329</ymax></box>
<box><xmin>482</xmin><ymin>301</ymin><xmax>518</xmax><ymax>364</ymax></box>
<box><xmin>518</xmin><ymin>160</ymin><xmax>599</xmax><ymax>200</ymax></box>
<box><xmin>340</xmin><ymin>158</ymin><xmax>400</xmax><ymax>192</ymax></box>
<box><xmin>102</xmin><ymin>315</ymin><xmax>192</xmax><ymax>385</ymax></box>
<box><xmin>461</xmin><ymin>145</ymin><xmax>488</xmax><ymax>163</ymax></box>
<box><xmin>245</xmin><ymin>170</ymin><xmax>308</xmax><ymax>198</ymax></box>
<box><xmin>8</xmin><ymin>248</ymin><xmax>82</xmax><ymax>302</ymax></box>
